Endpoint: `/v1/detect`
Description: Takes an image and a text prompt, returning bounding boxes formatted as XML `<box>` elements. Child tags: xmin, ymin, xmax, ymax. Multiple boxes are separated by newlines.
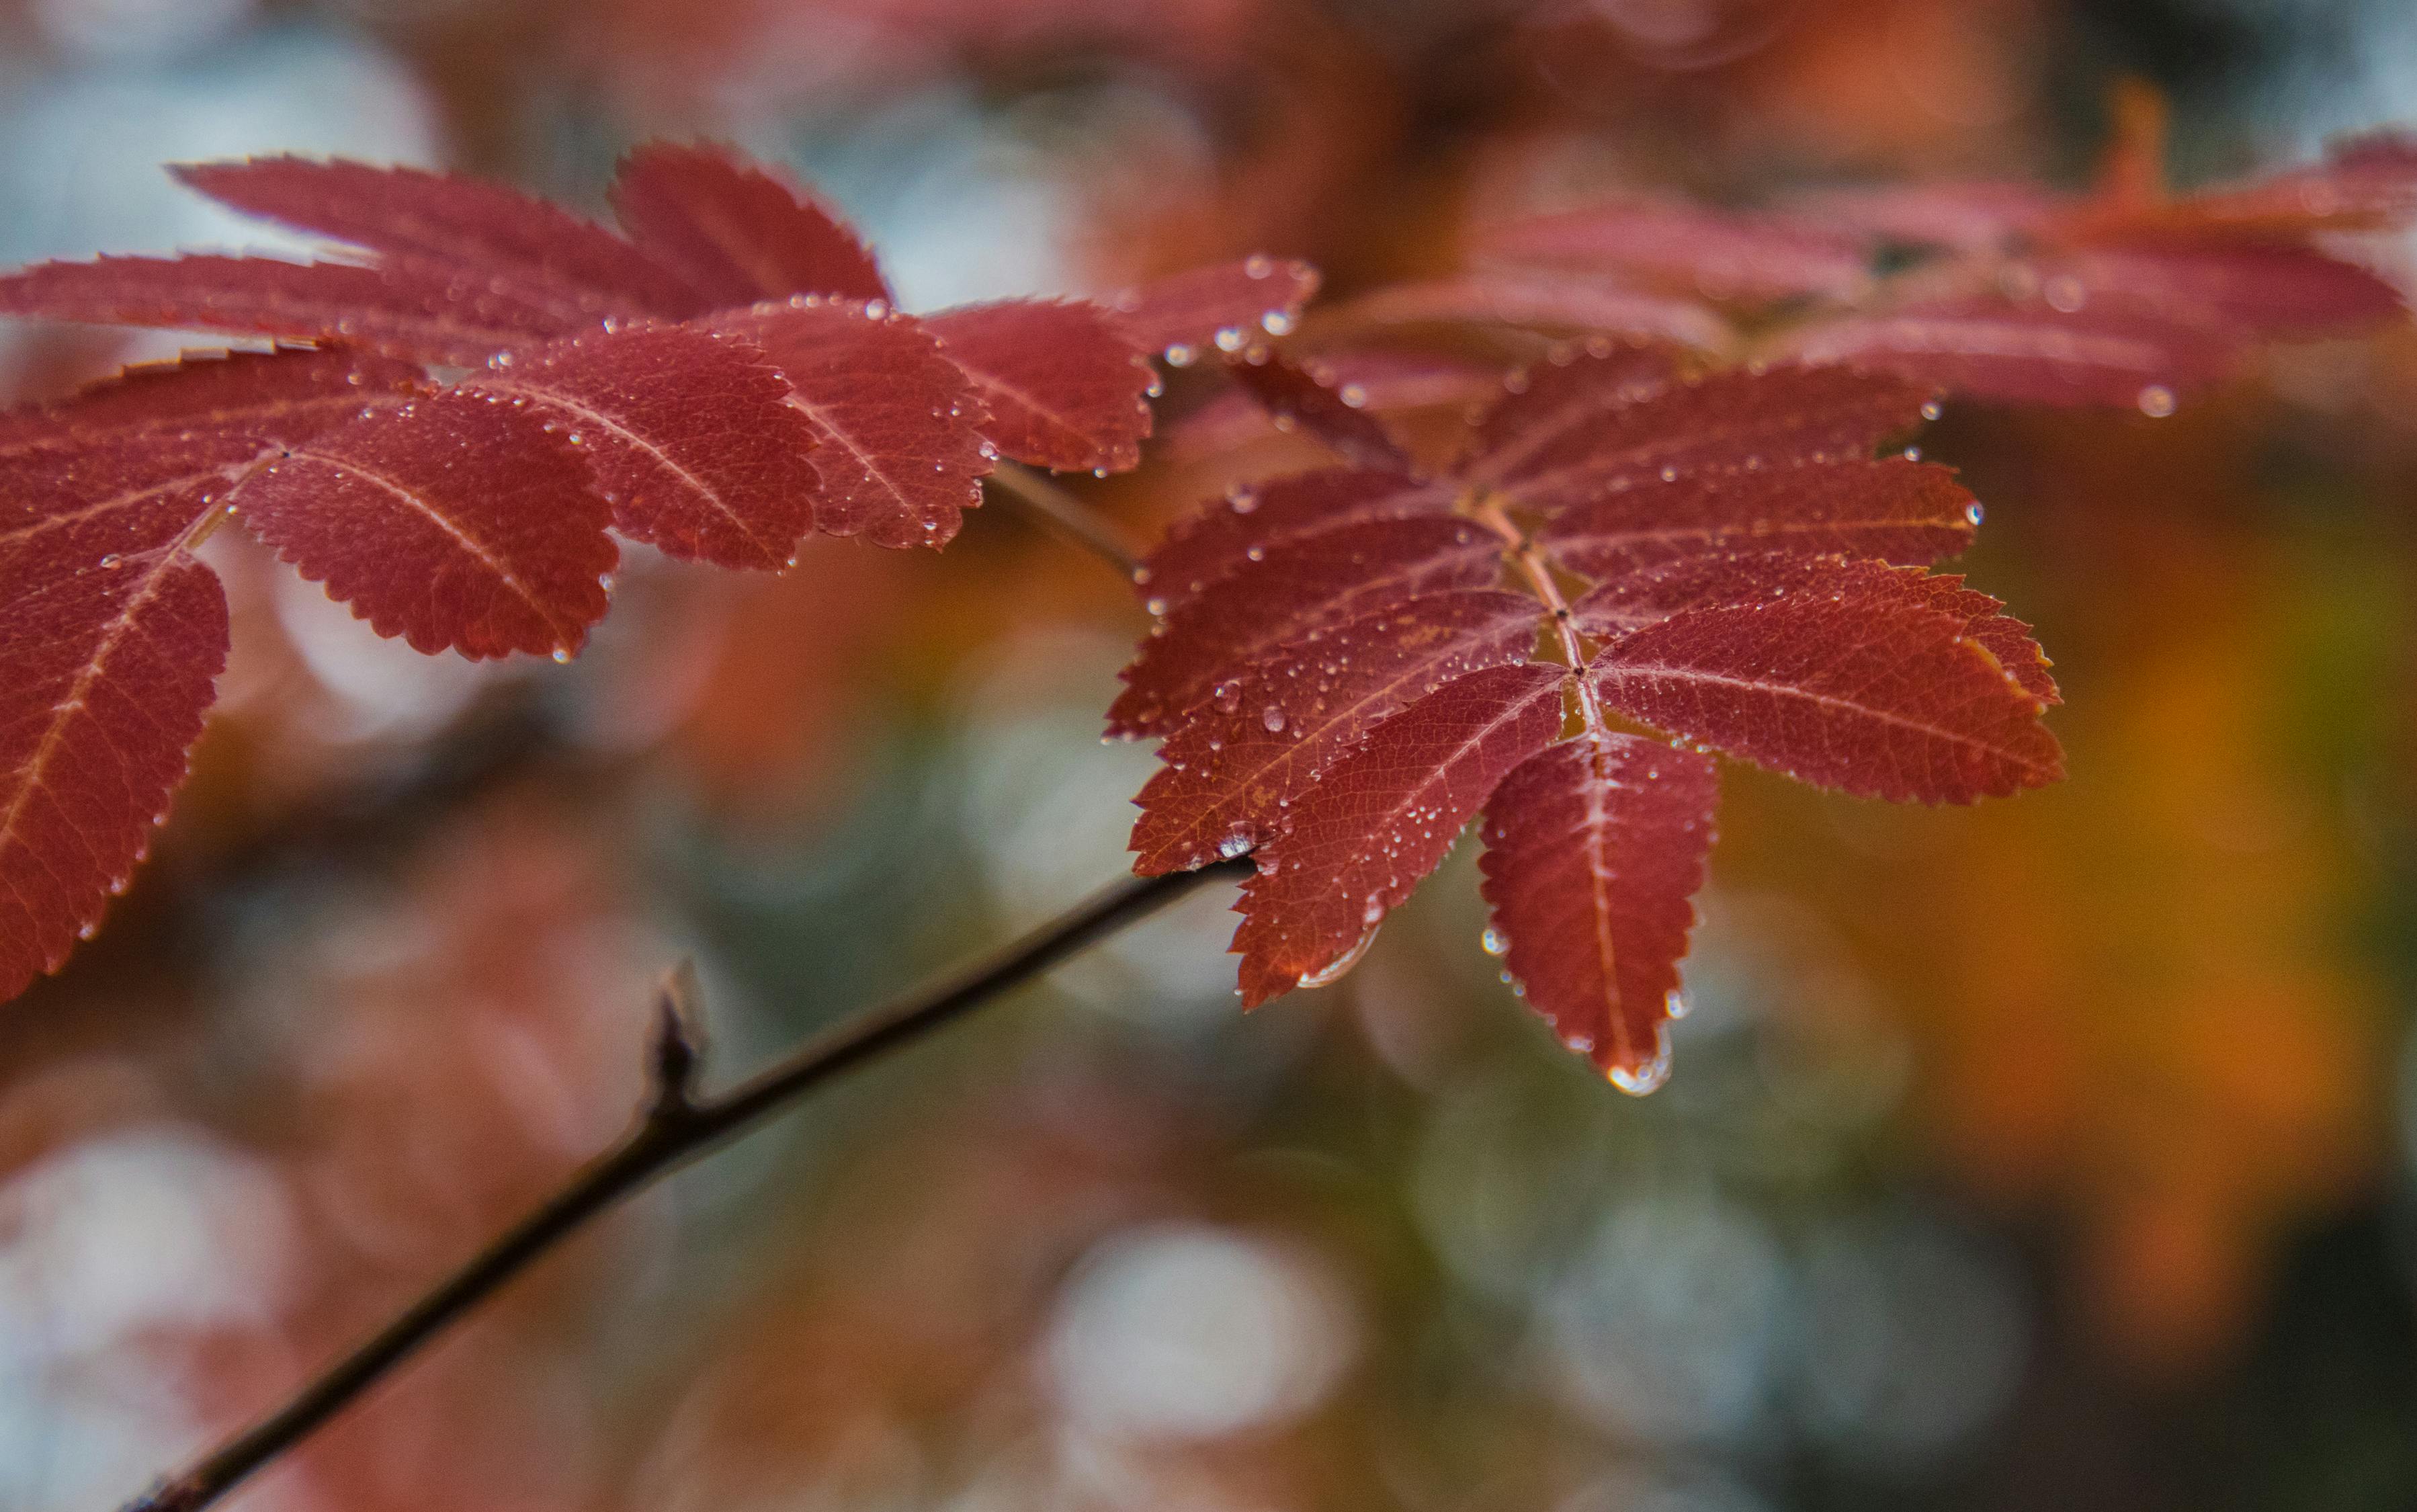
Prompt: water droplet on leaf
<box><xmin>1607</xmin><ymin>1031</ymin><xmax>1672</xmax><ymax>1096</ymax></box>
<box><xmin>1300</xmin><ymin>921</ymin><xmax>1380</xmax><ymax>988</ymax></box>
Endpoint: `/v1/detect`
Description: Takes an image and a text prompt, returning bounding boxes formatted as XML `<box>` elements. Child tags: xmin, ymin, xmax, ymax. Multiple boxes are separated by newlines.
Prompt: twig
<box><xmin>984</xmin><ymin>461</ymin><xmax>1144</xmax><ymax>579</ymax></box>
<box><xmin>126</xmin><ymin>857</ymin><xmax>1251</xmax><ymax>1512</ymax></box>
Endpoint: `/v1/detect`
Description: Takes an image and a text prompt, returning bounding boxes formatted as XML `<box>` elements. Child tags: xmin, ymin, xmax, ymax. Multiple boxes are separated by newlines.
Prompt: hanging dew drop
<box><xmin>1965</xmin><ymin>501</ymin><xmax>1985</xmax><ymax>527</ymax></box>
<box><xmin>1164</xmin><ymin>343</ymin><xmax>1195</xmax><ymax>367</ymax></box>
<box><xmin>1214</xmin><ymin>327</ymin><xmax>1247</xmax><ymax>352</ymax></box>
<box><xmin>1480</xmin><ymin>925</ymin><xmax>1509</xmax><ymax>956</ymax></box>
<box><xmin>1607</xmin><ymin>1030</ymin><xmax>1672</xmax><ymax>1096</ymax></box>
<box><xmin>1300</xmin><ymin>922</ymin><xmax>1381</xmax><ymax>988</ymax></box>
<box><xmin>1261</xmin><ymin>311</ymin><xmax>1294</xmax><ymax>335</ymax></box>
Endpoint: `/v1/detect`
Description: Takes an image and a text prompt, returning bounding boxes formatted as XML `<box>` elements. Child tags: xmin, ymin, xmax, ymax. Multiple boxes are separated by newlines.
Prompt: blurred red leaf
<box><xmin>1776</xmin><ymin>298</ymin><xmax>2240</xmax><ymax>409</ymax></box>
<box><xmin>1222</xmin><ymin>350</ymin><xmax>1415</xmax><ymax>472</ymax></box>
<box><xmin>1472</xmin><ymin>196</ymin><xmax>1875</xmax><ymax>302</ymax></box>
<box><xmin>1328</xmin><ymin>271</ymin><xmax>1733</xmax><ymax>351</ymax></box>
<box><xmin>1109</xmin><ymin>257</ymin><xmax>1321</xmax><ymax>358</ymax></box>
<box><xmin>1454</xmin><ymin>129</ymin><xmax>2417</xmax><ymax>409</ymax></box>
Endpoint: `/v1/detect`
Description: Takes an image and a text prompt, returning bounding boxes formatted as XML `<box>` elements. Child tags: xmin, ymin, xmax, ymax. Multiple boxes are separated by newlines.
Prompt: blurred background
<box><xmin>3</xmin><ymin>0</ymin><xmax>2417</xmax><ymax>1507</ymax></box>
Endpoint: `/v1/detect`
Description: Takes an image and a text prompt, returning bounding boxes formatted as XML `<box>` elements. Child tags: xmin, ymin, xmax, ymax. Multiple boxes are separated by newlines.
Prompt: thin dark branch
<box><xmin>126</xmin><ymin>857</ymin><xmax>1250</xmax><ymax>1512</ymax></box>
<box><xmin>984</xmin><ymin>460</ymin><xmax>1144</xmax><ymax>579</ymax></box>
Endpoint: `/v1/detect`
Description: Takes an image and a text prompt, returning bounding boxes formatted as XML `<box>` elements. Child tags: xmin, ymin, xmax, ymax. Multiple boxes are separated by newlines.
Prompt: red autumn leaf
<box><xmin>1576</xmin><ymin>550</ymin><xmax>2059</xmax><ymax>707</ymax></box>
<box><xmin>1164</xmin><ymin>349</ymin><xmax>1506</xmax><ymax>462</ymax></box>
<box><xmin>1326</xmin><ymin>271</ymin><xmax>1734</xmax><ymax>352</ymax></box>
<box><xmin>0</xmin><ymin>343</ymin><xmax>414</xmax><ymax>455</ymax></box>
<box><xmin>0</xmin><ymin>253</ymin><xmax>579</xmax><ymax>368</ymax></box>
<box><xmin>232</xmin><ymin>388</ymin><xmax>616</xmax><ymax>659</ymax></box>
<box><xmin>1220</xmin><ymin>351</ymin><xmax>1415</xmax><ymax>472</ymax></box>
<box><xmin>1431</xmin><ymin>130</ymin><xmax>2417</xmax><ymax>412</ymax></box>
<box><xmin>0</xmin><ymin>527</ymin><xmax>226</xmax><ymax>1005</ymax></box>
<box><xmin>1787</xmin><ymin>181</ymin><xmax>2058</xmax><ymax>253</ymax></box>
<box><xmin>1111</xmin><ymin>513</ymin><xmax>1502</xmax><ymax>738</ymax></box>
<box><xmin>923</xmin><ymin>299</ymin><xmax>1154</xmax><ymax>473</ymax></box>
<box><xmin>1775</xmin><ymin>297</ymin><xmax>2238</xmax><ymax>409</ymax></box>
<box><xmin>608</xmin><ymin>141</ymin><xmax>892</xmax><ymax>307</ymax></box>
<box><xmin>1133</xmin><ymin>468</ymin><xmax>1459</xmax><ymax>623</ymax></box>
<box><xmin>1109</xmin><ymin>257</ymin><xmax>1320</xmax><ymax>360</ymax></box>
<box><xmin>1121</xmin><ymin>349</ymin><xmax>2059</xmax><ymax>1085</ymax></box>
<box><xmin>0</xmin><ymin>141</ymin><xmax>1219</xmax><ymax>1001</ymax></box>
<box><xmin>1474</xmin><ymin>197</ymin><xmax>1875</xmax><ymax>302</ymax></box>
<box><xmin>1587</xmin><ymin>556</ymin><xmax>2062</xmax><ymax>802</ymax></box>
<box><xmin>1477</xmin><ymin>734</ymin><xmax>1720</xmax><ymax>1089</ymax></box>
<box><xmin>1130</xmin><ymin>589</ymin><xmax>1540</xmax><ymax>875</ymax></box>
<box><xmin>718</xmin><ymin>298</ymin><xmax>992</xmax><ymax>548</ymax></box>
<box><xmin>2028</xmin><ymin>241</ymin><xmax>2406</xmax><ymax>339</ymax></box>
<box><xmin>0</xmin><ymin>347</ymin><xmax>429</xmax><ymax>613</ymax></box>
<box><xmin>172</xmin><ymin>156</ymin><xmax>704</xmax><ymax>318</ymax></box>
<box><xmin>1232</xmin><ymin>661</ymin><xmax>1567</xmax><ymax>1005</ymax></box>
<box><xmin>1535</xmin><ymin>456</ymin><xmax>1979</xmax><ymax>579</ymax></box>
<box><xmin>460</xmin><ymin>324</ymin><xmax>824</xmax><ymax>570</ymax></box>
<box><xmin>1457</xmin><ymin>340</ymin><xmax>1677</xmax><ymax>473</ymax></box>
<box><xmin>2092</xmin><ymin>129</ymin><xmax>2417</xmax><ymax>237</ymax></box>
<box><xmin>1465</xmin><ymin>360</ymin><xmax>1936</xmax><ymax>514</ymax></box>
<box><xmin>0</xmin><ymin>348</ymin><xmax>408</xmax><ymax>1000</ymax></box>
